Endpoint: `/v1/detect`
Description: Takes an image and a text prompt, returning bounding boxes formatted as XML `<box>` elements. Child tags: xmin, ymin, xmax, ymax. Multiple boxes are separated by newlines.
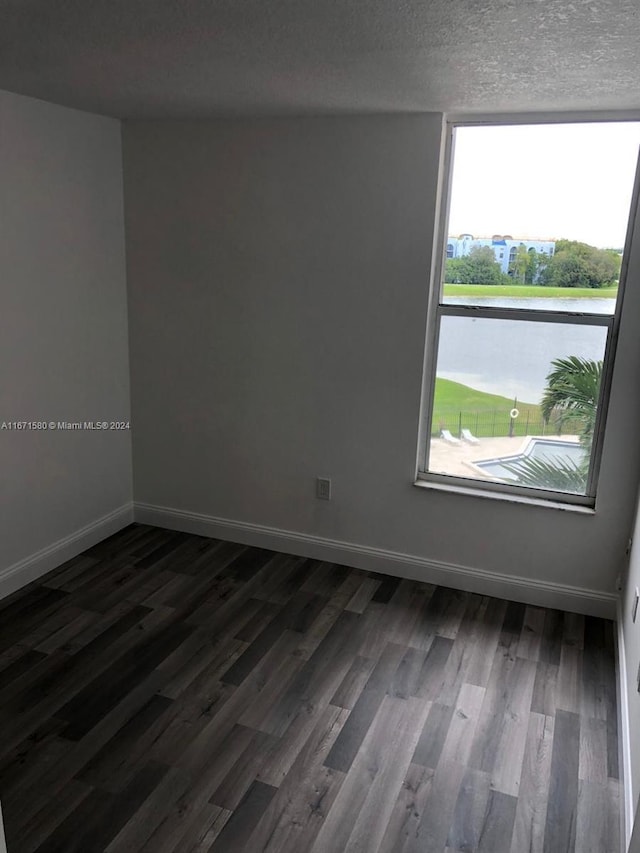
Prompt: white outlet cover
<box><xmin>316</xmin><ymin>477</ymin><xmax>331</xmax><ymax>500</ymax></box>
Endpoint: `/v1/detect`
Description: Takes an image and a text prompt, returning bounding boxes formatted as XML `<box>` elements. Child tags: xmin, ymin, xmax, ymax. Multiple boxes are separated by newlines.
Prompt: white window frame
<box><xmin>415</xmin><ymin>116</ymin><xmax>640</xmax><ymax>509</ymax></box>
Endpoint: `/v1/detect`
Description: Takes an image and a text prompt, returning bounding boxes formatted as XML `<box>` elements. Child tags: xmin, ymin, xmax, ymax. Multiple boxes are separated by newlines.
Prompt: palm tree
<box><xmin>503</xmin><ymin>356</ymin><xmax>602</xmax><ymax>493</ymax></box>
<box><xmin>540</xmin><ymin>356</ymin><xmax>602</xmax><ymax>445</ymax></box>
<box><xmin>503</xmin><ymin>454</ymin><xmax>587</xmax><ymax>492</ymax></box>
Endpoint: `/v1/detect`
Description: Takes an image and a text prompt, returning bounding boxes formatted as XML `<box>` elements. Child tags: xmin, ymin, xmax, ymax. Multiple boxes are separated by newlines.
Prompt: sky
<box><xmin>448</xmin><ymin>122</ymin><xmax>640</xmax><ymax>249</ymax></box>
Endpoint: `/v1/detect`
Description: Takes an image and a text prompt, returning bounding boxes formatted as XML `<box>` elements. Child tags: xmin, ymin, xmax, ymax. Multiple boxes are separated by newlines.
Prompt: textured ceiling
<box><xmin>1</xmin><ymin>0</ymin><xmax>640</xmax><ymax>118</ymax></box>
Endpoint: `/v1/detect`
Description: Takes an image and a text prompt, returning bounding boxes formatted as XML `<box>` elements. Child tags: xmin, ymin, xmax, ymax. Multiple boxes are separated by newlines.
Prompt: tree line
<box><xmin>444</xmin><ymin>240</ymin><xmax>622</xmax><ymax>288</ymax></box>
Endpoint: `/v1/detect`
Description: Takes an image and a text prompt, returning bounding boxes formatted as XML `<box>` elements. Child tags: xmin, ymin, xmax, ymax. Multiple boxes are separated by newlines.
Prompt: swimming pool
<box><xmin>472</xmin><ymin>438</ymin><xmax>586</xmax><ymax>481</ymax></box>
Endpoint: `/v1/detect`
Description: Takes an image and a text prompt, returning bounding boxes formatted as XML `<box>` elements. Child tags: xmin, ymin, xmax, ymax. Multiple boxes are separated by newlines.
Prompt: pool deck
<box><xmin>429</xmin><ymin>434</ymin><xmax>580</xmax><ymax>479</ymax></box>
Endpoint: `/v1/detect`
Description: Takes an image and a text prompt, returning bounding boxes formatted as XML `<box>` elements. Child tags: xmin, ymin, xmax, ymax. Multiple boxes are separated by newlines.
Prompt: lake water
<box><xmin>444</xmin><ymin>296</ymin><xmax>616</xmax><ymax>314</ymax></box>
<box><xmin>438</xmin><ymin>297</ymin><xmax>615</xmax><ymax>403</ymax></box>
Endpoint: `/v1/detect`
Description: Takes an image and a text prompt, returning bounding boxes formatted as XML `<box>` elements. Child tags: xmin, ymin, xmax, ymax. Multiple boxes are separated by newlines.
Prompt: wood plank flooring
<box><xmin>0</xmin><ymin>524</ymin><xmax>621</xmax><ymax>852</ymax></box>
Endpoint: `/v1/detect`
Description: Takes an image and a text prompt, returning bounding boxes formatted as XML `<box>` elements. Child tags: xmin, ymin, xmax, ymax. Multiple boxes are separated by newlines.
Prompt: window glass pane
<box><xmin>442</xmin><ymin>123</ymin><xmax>640</xmax><ymax>315</ymax></box>
<box><xmin>428</xmin><ymin>316</ymin><xmax>608</xmax><ymax>495</ymax></box>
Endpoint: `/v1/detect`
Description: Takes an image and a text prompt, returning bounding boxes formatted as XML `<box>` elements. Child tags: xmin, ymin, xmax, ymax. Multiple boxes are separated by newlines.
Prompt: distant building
<box><xmin>446</xmin><ymin>234</ymin><xmax>555</xmax><ymax>277</ymax></box>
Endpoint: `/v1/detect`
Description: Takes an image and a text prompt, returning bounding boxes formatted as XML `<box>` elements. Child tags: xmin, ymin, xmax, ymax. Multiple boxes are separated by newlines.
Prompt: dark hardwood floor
<box><xmin>0</xmin><ymin>524</ymin><xmax>620</xmax><ymax>852</ymax></box>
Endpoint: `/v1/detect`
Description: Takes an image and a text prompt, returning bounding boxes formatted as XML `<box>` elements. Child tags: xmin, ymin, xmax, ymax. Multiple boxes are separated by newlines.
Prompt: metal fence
<box><xmin>432</xmin><ymin>409</ymin><xmax>583</xmax><ymax>439</ymax></box>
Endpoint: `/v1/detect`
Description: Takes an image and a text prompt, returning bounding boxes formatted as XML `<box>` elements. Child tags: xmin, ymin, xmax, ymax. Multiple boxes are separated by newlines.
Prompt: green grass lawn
<box><xmin>432</xmin><ymin>378</ymin><xmax>548</xmax><ymax>438</ymax></box>
<box><xmin>442</xmin><ymin>284</ymin><xmax>618</xmax><ymax>299</ymax></box>
<box><xmin>434</xmin><ymin>378</ymin><xmax>537</xmax><ymax>412</ymax></box>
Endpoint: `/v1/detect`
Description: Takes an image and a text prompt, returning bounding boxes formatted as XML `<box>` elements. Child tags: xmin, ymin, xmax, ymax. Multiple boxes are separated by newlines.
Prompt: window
<box><xmin>418</xmin><ymin>121</ymin><xmax>640</xmax><ymax>506</ymax></box>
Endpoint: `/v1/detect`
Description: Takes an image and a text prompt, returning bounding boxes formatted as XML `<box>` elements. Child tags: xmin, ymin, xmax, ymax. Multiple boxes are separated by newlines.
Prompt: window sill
<box><xmin>412</xmin><ymin>478</ymin><xmax>596</xmax><ymax>514</ymax></box>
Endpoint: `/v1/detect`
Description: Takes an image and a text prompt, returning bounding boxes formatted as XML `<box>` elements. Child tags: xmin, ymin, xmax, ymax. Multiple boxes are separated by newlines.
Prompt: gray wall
<box><xmin>123</xmin><ymin>115</ymin><xmax>640</xmax><ymax>598</ymax></box>
<box><xmin>0</xmin><ymin>89</ymin><xmax>132</xmax><ymax>571</ymax></box>
<box><xmin>622</xmin><ymin>494</ymin><xmax>640</xmax><ymax>840</ymax></box>
<box><xmin>615</xmin><ymin>173</ymin><xmax>640</xmax><ymax>847</ymax></box>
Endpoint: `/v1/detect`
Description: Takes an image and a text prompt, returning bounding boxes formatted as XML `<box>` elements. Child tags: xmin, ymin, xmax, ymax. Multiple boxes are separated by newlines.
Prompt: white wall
<box><xmin>0</xmin><ymin>89</ymin><xmax>132</xmax><ymax>588</ymax></box>
<box><xmin>123</xmin><ymin>115</ymin><xmax>640</xmax><ymax>611</ymax></box>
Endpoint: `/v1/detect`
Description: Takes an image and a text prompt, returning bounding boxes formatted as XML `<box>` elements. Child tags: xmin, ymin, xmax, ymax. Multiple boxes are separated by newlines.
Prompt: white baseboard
<box><xmin>617</xmin><ymin>598</ymin><xmax>634</xmax><ymax>852</ymax></box>
<box><xmin>134</xmin><ymin>502</ymin><xmax>617</xmax><ymax>618</ymax></box>
<box><xmin>0</xmin><ymin>503</ymin><xmax>134</xmax><ymax>602</ymax></box>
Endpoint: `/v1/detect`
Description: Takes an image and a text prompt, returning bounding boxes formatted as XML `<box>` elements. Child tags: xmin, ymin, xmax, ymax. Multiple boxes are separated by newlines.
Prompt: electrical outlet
<box><xmin>316</xmin><ymin>477</ymin><xmax>331</xmax><ymax>501</ymax></box>
<box><xmin>633</xmin><ymin>588</ymin><xmax>640</xmax><ymax>623</ymax></box>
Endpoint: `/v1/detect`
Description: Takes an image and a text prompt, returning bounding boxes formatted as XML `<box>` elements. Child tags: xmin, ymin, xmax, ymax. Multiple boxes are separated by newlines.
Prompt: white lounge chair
<box><xmin>461</xmin><ymin>428</ymin><xmax>480</xmax><ymax>445</ymax></box>
<box><xmin>440</xmin><ymin>429</ymin><xmax>461</xmax><ymax>444</ymax></box>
